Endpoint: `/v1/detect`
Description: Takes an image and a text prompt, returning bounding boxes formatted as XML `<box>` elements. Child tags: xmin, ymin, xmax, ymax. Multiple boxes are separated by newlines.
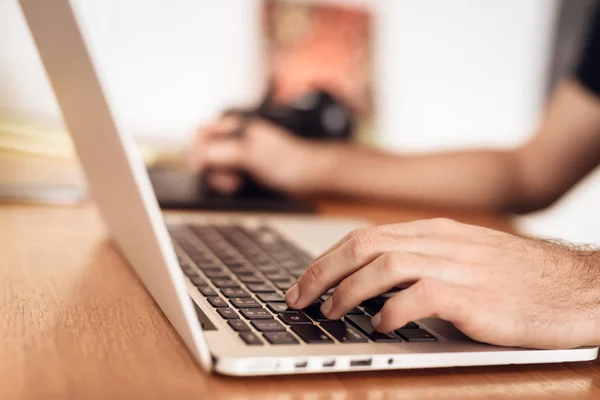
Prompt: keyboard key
<box><xmin>361</xmin><ymin>297</ymin><xmax>386</xmax><ymax>316</ymax></box>
<box><xmin>198</xmin><ymin>264</ymin><xmax>223</xmax><ymax>272</ymax></box>
<box><xmin>189</xmin><ymin>276</ymin><xmax>208</xmax><ymax>286</ymax></box>
<box><xmin>239</xmin><ymin>332</ymin><xmax>263</xmax><ymax>345</ymax></box>
<box><xmin>265</xmin><ymin>272</ymin><xmax>291</xmax><ymax>282</ymax></box>
<box><xmin>178</xmin><ymin>248</ymin><xmax>197</xmax><ymax>258</ymax></box>
<box><xmin>289</xmin><ymin>268</ymin><xmax>306</xmax><ymax>278</ymax></box>
<box><xmin>396</xmin><ymin>329</ymin><xmax>437</xmax><ymax>342</ymax></box>
<box><xmin>228</xmin><ymin>320</ymin><xmax>250</xmax><ymax>332</ymax></box>
<box><xmin>271</xmin><ymin>251</ymin><xmax>295</xmax><ymax>262</ymax></box>
<box><xmin>221</xmin><ymin>288</ymin><xmax>251</xmax><ymax>298</ymax></box>
<box><xmin>257</xmin><ymin>292</ymin><xmax>285</xmax><ymax>302</ymax></box>
<box><xmin>222</xmin><ymin>250</ymin><xmax>244</xmax><ymax>261</ymax></box>
<box><xmin>274</xmin><ymin>280</ymin><xmax>295</xmax><ymax>291</ymax></box>
<box><xmin>279</xmin><ymin>313</ymin><xmax>312</xmax><ymax>325</ymax></box>
<box><xmin>238</xmin><ymin>274</ymin><xmax>265</xmax><ymax>284</ymax></box>
<box><xmin>222</xmin><ymin>259</ymin><xmax>245</xmax><ymax>268</ymax></box>
<box><xmin>304</xmin><ymin>302</ymin><xmax>363</xmax><ymax>320</ymax></box>
<box><xmin>230</xmin><ymin>297</ymin><xmax>261</xmax><ymax>308</ymax></box>
<box><xmin>212</xmin><ymin>279</ymin><xmax>239</xmax><ymax>288</ymax></box>
<box><xmin>239</xmin><ymin>308</ymin><xmax>272</xmax><ymax>320</ymax></box>
<box><xmin>267</xmin><ymin>302</ymin><xmax>298</xmax><ymax>314</ymax></box>
<box><xmin>241</xmin><ymin>252</ymin><xmax>262</xmax><ymax>260</ymax></box>
<box><xmin>194</xmin><ymin>261</ymin><xmax>222</xmax><ymax>271</ymax></box>
<box><xmin>198</xmin><ymin>286</ymin><xmax>218</xmax><ymax>297</ymax></box>
<box><xmin>187</xmin><ymin>253</ymin><xmax>208</xmax><ymax>263</ymax></box>
<box><xmin>207</xmin><ymin>296</ymin><xmax>228</xmax><ymax>308</ymax></box>
<box><xmin>246</xmin><ymin>283</ymin><xmax>275</xmax><ymax>293</ymax></box>
<box><xmin>189</xmin><ymin>225</ymin><xmax>216</xmax><ymax>237</ymax></box>
<box><xmin>399</xmin><ymin>321</ymin><xmax>420</xmax><ymax>329</ymax></box>
<box><xmin>240</xmin><ymin>246</ymin><xmax>262</xmax><ymax>255</ymax></box>
<box><xmin>183</xmin><ymin>268</ymin><xmax>200</xmax><ymax>279</ymax></box>
<box><xmin>203</xmin><ymin>269</ymin><xmax>230</xmax><ymax>279</ymax></box>
<box><xmin>299</xmin><ymin>256</ymin><xmax>314</xmax><ymax>265</ymax></box>
<box><xmin>251</xmin><ymin>319</ymin><xmax>286</xmax><ymax>332</ymax></box>
<box><xmin>345</xmin><ymin>315</ymin><xmax>400</xmax><ymax>342</ymax></box>
<box><xmin>211</xmin><ymin>248</ymin><xmax>231</xmax><ymax>257</ymax></box>
<box><xmin>263</xmin><ymin>331</ymin><xmax>299</xmax><ymax>345</ymax></box>
<box><xmin>291</xmin><ymin>325</ymin><xmax>333</xmax><ymax>344</ymax></box>
<box><xmin>229</xmin><ymin>265</ymin><xmax>256</xmax><ymax>275</ymax></box>
<box><xmin>190</xmin><ymin>255</ymin><xmax>213</xmax><ymax>264</ymax></box>
<box><xmin>181</xmin><ymin>266</ymin><xmax>197</xmax><ymax>276</ymax></box>
<box><xmin>217</xmin><ymin>308</ymin><xmax>239</xmax><ymax>319</ymax></box>
<box><xmin>254</xmin><ymin>263</ymin><xmax>279</xmax><ymax>273</ymax></box>
<box><xmin>303</xmin><ymin>302</ymin><xmax>328</xmax><ymax>321</ymax></box>
<box><xmin>320</xmin><ymin>321</ymin><xmax>368</xmax><ymax>343</ymax></box>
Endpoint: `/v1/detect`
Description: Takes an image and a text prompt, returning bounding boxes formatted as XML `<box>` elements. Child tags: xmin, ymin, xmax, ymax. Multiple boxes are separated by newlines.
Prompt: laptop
<box><xmin>19</xmin><ymin>0</ymin><xmax>598</xmax><ymax>376</ymax></box>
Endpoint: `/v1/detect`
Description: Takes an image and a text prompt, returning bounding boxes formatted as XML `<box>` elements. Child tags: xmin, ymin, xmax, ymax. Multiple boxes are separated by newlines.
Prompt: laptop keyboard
<box><xmin>169</xmin><ymin>223</ymin><xmax>437</xmax><ymax>346</ymax></box>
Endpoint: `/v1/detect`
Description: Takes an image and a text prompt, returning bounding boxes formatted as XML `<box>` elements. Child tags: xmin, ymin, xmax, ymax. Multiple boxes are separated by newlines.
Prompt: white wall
<box><xmin>2</xmin><ymin>0</ymin><xmax>557</xmax><ymax>148</ymax></box>
<box><xmin>373</xmin><ymin>0</ymin><xmax>559</xmax><ymax>151</ymax></box>
<box><xmin>1</xmin><ymin>0</ymin><xmax>264</xmax><ymax>143</ymax></box>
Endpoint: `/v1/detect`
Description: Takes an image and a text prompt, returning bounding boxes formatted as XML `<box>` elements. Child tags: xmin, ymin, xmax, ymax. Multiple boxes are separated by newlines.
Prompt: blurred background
<box><xmin>1</xmin><ymin>0</ymin><xmax>598</xmax><ymax>244</ymax></box>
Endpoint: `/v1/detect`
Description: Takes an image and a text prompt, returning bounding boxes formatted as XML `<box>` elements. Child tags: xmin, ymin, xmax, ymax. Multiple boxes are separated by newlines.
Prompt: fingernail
<box><xmin>371</xmin><ymin>313</ymin><xmax>382</xmax><ymax>329</ymax></box>
<box><xmin>320</xmin><ymin>298</ymin><xmax>333</xmax><ymax>316</ymax></box>
<box><xmin>286</xmin><ymin>284</ymin><xmax>300</xmax><ymax>305</ymax></box>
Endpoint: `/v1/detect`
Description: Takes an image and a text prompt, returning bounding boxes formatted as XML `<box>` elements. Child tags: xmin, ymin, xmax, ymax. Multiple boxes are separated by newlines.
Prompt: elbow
<box><xmin>507</xmin><ymin>194</ymin><xmax>559</xmax><ymax>214</ymax></box>
<box><xmin>504</xmin><ymin>182</ymin><xmax>565</xmax><ymax>214</ymax></box>
<box><xmin>500</xmin><ymin>149</ymin><xmax>564</xmax><ymax>214</ymax></box>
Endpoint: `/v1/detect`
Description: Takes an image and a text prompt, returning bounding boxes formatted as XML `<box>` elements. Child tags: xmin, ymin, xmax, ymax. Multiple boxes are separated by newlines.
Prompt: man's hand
<box><xmin>188</xmin><ymin>115</ymin><xmax>338</xmax><ymax>196</ymax></box>
<box><xmin>187</xmin><ymin>81</ymin><xmax>600</xmax><ymax>209</ymax></box>
<box><xmin>285</xmin><ymin>218</ymin><xmax>600</xmax><ymax>349</ymax></box>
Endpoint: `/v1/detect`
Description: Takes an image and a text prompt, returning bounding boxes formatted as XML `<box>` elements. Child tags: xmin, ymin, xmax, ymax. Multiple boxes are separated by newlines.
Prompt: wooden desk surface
<box><xmin>1</xmin><ymin>199</ymin><xmax>599</xmax><ymax>400</ymax></box>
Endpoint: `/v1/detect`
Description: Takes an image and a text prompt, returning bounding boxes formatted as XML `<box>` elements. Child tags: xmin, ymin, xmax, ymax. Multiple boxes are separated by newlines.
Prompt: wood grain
<box><xmin>1</xmin><ymin>200</ymin><xmax>599</xmax><ymax>400</ymax></box>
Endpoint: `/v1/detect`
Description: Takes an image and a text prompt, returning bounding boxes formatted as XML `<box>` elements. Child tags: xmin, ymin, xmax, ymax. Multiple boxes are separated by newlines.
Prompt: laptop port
<box><xmin>350</xmin><ymin>358</ymin><xmax>372</xmax><ymax>367</ymax></box>
<box><xmin>322</xmin><ymin>360</ymin><xmax>336</xmax><ymax>368</ymax></box>
<box><xmin>294</xmin><ymin>361</ymin><xmax>308</xmax><ymax>368</ymax></box>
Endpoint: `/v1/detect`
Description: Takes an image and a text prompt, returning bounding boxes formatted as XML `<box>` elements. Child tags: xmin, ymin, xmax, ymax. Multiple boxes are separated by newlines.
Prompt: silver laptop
<box><xmin>20</xmin><ymin>0</ymin><xmax>598</xmax><ymax>376</ymax></box>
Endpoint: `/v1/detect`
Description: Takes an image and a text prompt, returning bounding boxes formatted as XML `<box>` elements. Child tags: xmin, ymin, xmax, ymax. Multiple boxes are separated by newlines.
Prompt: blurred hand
<box><xmin>285</xmin><ymin>218</ymin><xmax>600</xmax><ymax>349</ymax></box>
<box><xmin>188</xmin><ymin>115</ymin><xmax>336</xmax><ymax>196</ymax></box>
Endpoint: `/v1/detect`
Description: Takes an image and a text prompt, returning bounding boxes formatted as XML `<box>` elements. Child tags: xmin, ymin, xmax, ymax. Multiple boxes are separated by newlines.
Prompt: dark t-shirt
<box><xmin>575</xmin><ymin>5</ymin><xmax>600</xmax><ymax>96</ymax></box>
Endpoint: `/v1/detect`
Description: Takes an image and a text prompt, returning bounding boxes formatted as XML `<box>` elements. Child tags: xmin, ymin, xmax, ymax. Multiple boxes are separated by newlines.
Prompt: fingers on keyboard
<box><xmin>173</xmin><ymin>225</ymin><xmax>438</xmax><ymax>346</ymax></box>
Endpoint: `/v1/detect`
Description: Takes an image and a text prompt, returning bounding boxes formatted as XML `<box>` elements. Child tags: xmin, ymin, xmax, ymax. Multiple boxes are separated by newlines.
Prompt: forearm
<box><xmin>316</xmin><ymin>144</ymin><xmax>523</xmax><ymax>211</ymax></box>
<box><xmin>314</xmin><ymin>80</ymin><xmax>600</xmax><ymax>212</ymax></box>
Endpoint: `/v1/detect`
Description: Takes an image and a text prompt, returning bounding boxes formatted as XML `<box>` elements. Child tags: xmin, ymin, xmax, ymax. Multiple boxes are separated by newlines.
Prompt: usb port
<box><xmin>350</xmin><ymin>358</ymin><xmax>372</xmax><ymax>367</ymax></box>
<box><xmin>294</xmin><ymin>361</ymin><xmax>308</xmax><ymax>368</ymax></box>
<box><xmin>322</xmin><ymin>360</ymin><xmax>336</xmax><ymax>368</ymax></box>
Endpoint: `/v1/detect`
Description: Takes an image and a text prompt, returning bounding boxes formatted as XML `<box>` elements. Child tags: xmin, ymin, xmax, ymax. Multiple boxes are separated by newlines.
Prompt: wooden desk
<box><xmin>1</xmin><ymin>199</ymin><xmax>599</xmax><ymax>400</ymax></box>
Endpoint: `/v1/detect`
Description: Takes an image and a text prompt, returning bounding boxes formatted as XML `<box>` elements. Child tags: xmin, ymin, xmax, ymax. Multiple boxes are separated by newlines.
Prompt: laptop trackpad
<box><xmin>270</xmin><ymin>218</ymin><xmax>369</xmax><ymax>255</ymax></box>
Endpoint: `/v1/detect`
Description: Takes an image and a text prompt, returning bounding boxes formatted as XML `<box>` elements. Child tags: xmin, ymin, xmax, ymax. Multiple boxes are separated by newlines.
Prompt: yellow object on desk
<box><xmin>0</xmin><ymin>122</ymin><xmax>182</xmax><ymax>205</ymax></box>
<box><xmin>0</xmin><ymin>123</ymin><xmax>74</xmax><ymax>159</ymax></box>
<box><xmin>0</xmin><ymin>122</ymin><xmax>164</xmax><ymax>165</ymax></box>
